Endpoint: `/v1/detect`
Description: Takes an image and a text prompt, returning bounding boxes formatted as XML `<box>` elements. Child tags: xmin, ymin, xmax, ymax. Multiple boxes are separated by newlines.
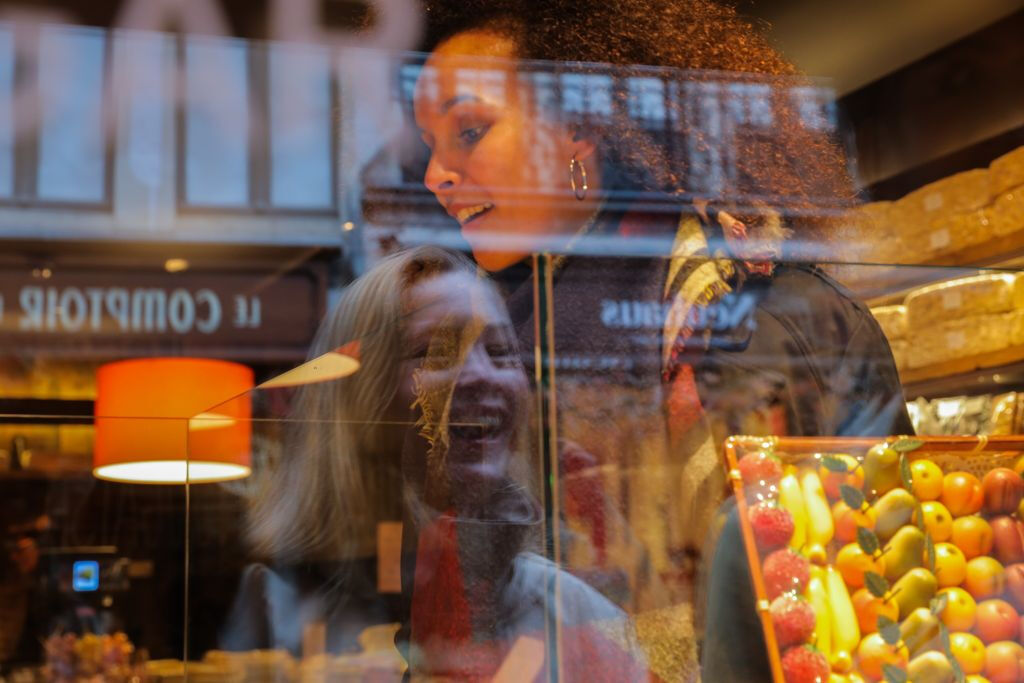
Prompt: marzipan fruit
<box><xmin>892</xmin><ymin>568</ymin><xmax>938</xmax><ymax>619</ymax></box>
<box><xmin>872</xmin><ymin>489</ymin><xmax>917</xmax><ymax>541</ymax></box>
<box><xmin>898</xmin><ymin>607</ymin><xmax>941</xmax><ymax>656</ymax></box>
<box><xmin>906</xmin><ymin>650</ymin><xmax>954</xmax><ymax>683</ymax></box>
<box><xmin>862</xmin><ymin>444</ymin><xmax>900</xmax><ymax>497</ymax></box>
<box><xmin>882</xmin><ymin>526</ymin><xmax>924</xmax><ymax>581</ymax></box>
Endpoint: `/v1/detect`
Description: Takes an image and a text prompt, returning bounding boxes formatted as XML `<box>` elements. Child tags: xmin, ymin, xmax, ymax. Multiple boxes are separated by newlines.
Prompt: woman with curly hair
<box><xmin>408</xmin><ymin>0</ymin><xmax>912</xmax><ymax>680</ymax></box>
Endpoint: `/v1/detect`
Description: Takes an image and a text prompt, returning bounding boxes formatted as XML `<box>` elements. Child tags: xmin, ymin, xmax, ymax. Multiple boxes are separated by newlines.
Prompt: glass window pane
<box><xmin>268</xmin><ymin>44</ymin><xmax>332</xmax><ymax>209</ymax></box>
<box><xmin>37</xmin><ymin>26</ymin><xmax>106</xmax><ymax>202</ymax></box>
<box><xmin>184</xmin><ymin>37</ymin><xmax>249</xmax><ymax>207</ymax></box>
<box><xmin>0</xmin><ymin>25</ymin><xmax>12</xmax><ymax>198</ymax></box>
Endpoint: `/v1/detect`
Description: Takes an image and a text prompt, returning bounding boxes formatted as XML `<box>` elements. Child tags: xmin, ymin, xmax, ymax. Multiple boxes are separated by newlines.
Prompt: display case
<box><xmin>726</xmin><ymin>435</ymin><xmax>1024</xmax><ymax>682</ymax></box>
<box><xmin>1</xmin><ymin>5</ymin><xmax>1023</xmax><ymax>682</ymax></box>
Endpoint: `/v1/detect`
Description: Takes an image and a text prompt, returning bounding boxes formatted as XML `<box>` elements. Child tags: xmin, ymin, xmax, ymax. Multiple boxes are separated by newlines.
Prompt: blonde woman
<box><xmin>221</xmin><ymin>246</ymin><xmax>647</xmax><ymax>680</ymax></box>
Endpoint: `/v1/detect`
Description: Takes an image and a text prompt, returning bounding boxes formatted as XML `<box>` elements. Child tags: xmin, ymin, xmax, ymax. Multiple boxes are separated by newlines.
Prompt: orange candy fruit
<box><xmin>952</xmin><ymin>516</ymin><xmax>995</xmax><ymax>560</ymax></box>
<box><xmin>965</xmin><ymin>556</ymin><xmax>1008</xmax><ymax>601</ymax></box>
<box><xmin>951</xmin><ymin>632</ymin><xmax>988</xmax><ymax>675</ymax></box>
<box><xmin>985</xmin><ymin>640</ymin><xmax>1024</xmax><ymax>683</ymax></box>
<box><xmin>915</xmin><ymin>500</ymin><xmax>953</xmax><ymax>542</ymax></box>
<box><xmin>836</xmin><ymin>542</ymin><xmax>884</xmax><ymax>589</ymax></box>
<box><xmin>939</xmin><ymin>587</ymin><xmax>978</xmax><ymax>631</ymax></box>
<box><xmin>851</xmin><ymin>587</ymin><xmax>899</xmax><ymax>634</ymax></box>
<box><xmin>857</xmin><ymin>633</ymin><xmax>909</xmax><ymax>681</ymax></box>
<box><xmin>942</xmin><ymin>471</ymin><xmax>985</xmax><ymax>517</ymax></box>
<box><xmin>833</xmin><ymin>500</ymin><xmax>875</xmax><ymax>544</ymax></box>
<box><xmin>820</xmin><ymin>454</ymin><xmax>863</xmax><ymax>500</ymax></box>
<box><xmin>976</xmin><ymin>599</ymin><xmax>1021</xmax><ymax>644</ymax></box>
<box><xmin>934</xmin><ymin>542</ymin><xmax>968</xmax><ymax>587</ymax></box>
<box><xmin>910</xmin><ymin>459</ymin><xmax>944</xmax><ymax>500</ymax></box>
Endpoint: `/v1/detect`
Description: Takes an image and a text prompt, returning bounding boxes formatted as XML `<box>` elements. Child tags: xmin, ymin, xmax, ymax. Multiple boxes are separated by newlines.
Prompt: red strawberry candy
<box><xmin>763</xmin><ymin>548</ymin><xmax>810</xmax><ymax>599</ymax></box>
<box><xmin>770</xmin><ymin>595</ymin><xmax>815</xmax><ymax>648</ymax></box>
<box><xmin>781</xmin><ymin>645</ymin><xmax>829</xmax><ymax>683</ymax></box>
<box><xmin>738</xmin><ymin>451</ymin><xmax>783</xmax><ymax>486</ymax></box>
<box><xmin>749</xmin><ymin>503</ymin><xmax>794</xmax><ymax>551</ymax></box>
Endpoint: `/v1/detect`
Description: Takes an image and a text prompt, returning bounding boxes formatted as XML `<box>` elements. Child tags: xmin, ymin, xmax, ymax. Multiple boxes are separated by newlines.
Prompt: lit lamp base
<box><xmin>93</xmin><ymin>460</ymin><xmax>252</xmax><ymax>484</ymax></box>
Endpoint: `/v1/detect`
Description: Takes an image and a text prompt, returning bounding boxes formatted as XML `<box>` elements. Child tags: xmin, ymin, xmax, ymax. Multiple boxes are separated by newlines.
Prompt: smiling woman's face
<box><xmin>413</xmin><ymin>30</ymin><xmax>600</xmax><ymax>272</ymax></box>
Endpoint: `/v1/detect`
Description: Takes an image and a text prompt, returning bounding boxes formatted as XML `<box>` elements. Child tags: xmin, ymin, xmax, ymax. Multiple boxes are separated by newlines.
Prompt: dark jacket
<box><xmin>492</xmin><ymin>208</ymin><xmax>912</xmax><ymax>680</ymax></box>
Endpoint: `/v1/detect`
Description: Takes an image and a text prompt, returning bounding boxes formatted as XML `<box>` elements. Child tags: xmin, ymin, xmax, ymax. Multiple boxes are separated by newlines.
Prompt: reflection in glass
<box><xmin>184</xmin><ymin>37</ymin><xmax>249</xmax><ymax>207</ymax></box>
<box><xmin>269</xmin><ymin>44</ymin><xmax>333</xmax><ymax>210</ymax></box>
<box><xmin>223</xmin><ymin>246</ymin><xmax>647</xmax><ymax>679</ymax></box>
<box><xmin>37</xmin><ymin>26</ymin><xmax>106</xmax><ymax>203</ymax></box>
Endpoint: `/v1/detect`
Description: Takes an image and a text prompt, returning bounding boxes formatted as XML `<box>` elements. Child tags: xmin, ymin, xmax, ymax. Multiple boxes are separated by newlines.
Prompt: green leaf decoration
<box><xmin>841</xmin><ymin>483</ymin><xmax>866</xmax><ymax>511</ymax></box>
<box><xmin>899</xmin><ymin>455</ymin><xmax>913</xmax><ymax>491</ymax></box>
<box><xmin>915</xmin><ymin>504</ymin><xmax>926</xmax><ymax>532</ymax></box>
<box><xmin>821</xmin><ymin>454</ymin><xmax>850</xmax><ymax>473</ymax></box>
<box><xmin>892</xmin><ymin>438</ymin><xmax>924</xmax><ymax>453</ymax></box>
<box><xmin>951</xmin><ymin>657</ymin><xmax>965</xmax><ymax>683</ymax></box>
<box><xmin>879</xmin><ymin>620</ymin><xmax>901</xmax><ymax>646</ymax></box>
<box><xmin>926</xmin><ymin>535</ymin><xmax>936</xmax><ymax>573</ymax></box>
<box><xmin>931</xmin><ymin>591</ymin><xmax>949</xmax><ymax>617</ymax></box>
<box><xmin>865</xmin><ymin>571</ymin><xmax>889</xmax><ymax>599</ymax></box>
<box><xmin>939</xmin><ymin>621</ymin><xmax>951</xmax><ymax>652</ymax></box>
<box><xmin>858</xmin><ymin>526</ymin><xmax>880</xmax><ymax>557</ymax></box>
<box><xmin>882</xmin><ymin>663</ymin><xmax>908</xmax><ymax>683</ymax></box>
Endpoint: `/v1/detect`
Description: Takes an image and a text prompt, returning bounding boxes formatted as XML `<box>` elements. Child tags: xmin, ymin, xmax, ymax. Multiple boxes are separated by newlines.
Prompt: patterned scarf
<box><xmin>659</xmin><ymin>202</ymin><xmax>788</xmax><ymax>549</ymax></box>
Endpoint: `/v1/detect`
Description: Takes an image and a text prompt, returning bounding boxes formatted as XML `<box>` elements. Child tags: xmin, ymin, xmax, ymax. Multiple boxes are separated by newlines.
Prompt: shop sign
<box><xmin>0</xmin><ymin>270</ymin><xmax>323</xmax><ymax>357</ymax></box>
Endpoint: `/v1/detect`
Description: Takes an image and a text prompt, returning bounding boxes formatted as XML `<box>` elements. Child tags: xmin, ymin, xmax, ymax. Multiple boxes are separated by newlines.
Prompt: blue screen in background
<box><xmin>72</xmin><ymin>560</ymin><xmax>100</xmax><ymax>592</ymax></box>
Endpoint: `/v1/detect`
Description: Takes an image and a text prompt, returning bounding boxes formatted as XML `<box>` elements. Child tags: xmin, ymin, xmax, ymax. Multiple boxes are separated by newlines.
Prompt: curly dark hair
<box><xmin>418</xmin><ymin>0</ymin><xmax>857</xmax><ymax>254</ymax></box>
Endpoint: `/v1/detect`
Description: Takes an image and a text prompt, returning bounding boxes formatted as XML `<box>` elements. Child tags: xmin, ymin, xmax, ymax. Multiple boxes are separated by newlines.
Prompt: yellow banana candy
<box><xmin>778</xmin><ymin>469</ymin><xmax>808</xmax><ymax>552</ymax></box>
<box><xmin>825</xmin><ymin>565</ymin><xmax>860</xmax><ymax>673</ymax></box>
<box><xmin>800</xmin><ymin>469</ymin><xmax>834</xmax><ymax>563</ymax></box>
<box><xmin>806</xmin><ymin>566</ymin><xmax>832</xmax><ymax>663</ymax></box>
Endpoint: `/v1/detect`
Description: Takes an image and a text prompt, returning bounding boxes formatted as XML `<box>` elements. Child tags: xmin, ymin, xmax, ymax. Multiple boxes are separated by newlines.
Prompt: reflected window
<box><xmin>627</xmin><ymin>76</ymin><xmax>666</xmax><ymax>127</ymax></box>
<box><xmin>0</xmin><ymin>25</ymin><xmax>12</xmax><ymax>198</ymax></box>
<box><xmin>37</xmin><ymin>26</ymin><xmax>107</xmax><ymax>202</ymax></box>
<box><xmin>184</xmin><ymin>37</ymin><xmax>250</xmax><ymax>207</ymax></box>
<box><xmin>269</xmin><ymin>44</ymin><xmax>333</xmax><ymax>209</ymax></box>
<box><xmin>182</xmin><ymin>37</ymin><xmax>336</xmax><ymax>212</ymax></box>
<box><xmin>791</xmin><ymin>85</ymin><xmax>838</xmax><ymax>131</ymax></box>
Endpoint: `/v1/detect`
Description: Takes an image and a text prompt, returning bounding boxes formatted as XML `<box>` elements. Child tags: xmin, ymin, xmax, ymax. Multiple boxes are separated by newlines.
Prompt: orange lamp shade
<box><xmin>93</xmin><ymin>358</ymin><xmax>254</xmax><ymax>484</ymax></box>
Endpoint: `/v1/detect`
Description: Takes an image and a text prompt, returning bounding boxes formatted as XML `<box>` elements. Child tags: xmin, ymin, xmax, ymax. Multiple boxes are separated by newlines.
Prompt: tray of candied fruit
<box><xmin>725</xmin><ymin>435</ymin><xmax>1024</xmax><ymax>683</ymax></box>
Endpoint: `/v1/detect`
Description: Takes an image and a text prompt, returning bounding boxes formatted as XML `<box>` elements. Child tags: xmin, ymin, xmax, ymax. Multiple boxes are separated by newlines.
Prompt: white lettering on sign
<box><xmin>19</xmin><ymin>287</ymin><xmax>43</xmax><ymax>330</ymax></box>
<box><xmin>11</xmin><ymin>285</ymin><xmax>256</xmax><ymax>335</ymax></box>
<box><xmin>233</xmin><ymin>295</ymin><xmax>261</xmax><ymax>329</ymax></box>
<box><xmin>196</xmin><ymin>289</ymin><xmax>221</xmax><ymax>334</ymax></box>
<box><xmin>601</xmin><ymin>292</ymin><xmax>758</xmax><ymax>332</ymax></box>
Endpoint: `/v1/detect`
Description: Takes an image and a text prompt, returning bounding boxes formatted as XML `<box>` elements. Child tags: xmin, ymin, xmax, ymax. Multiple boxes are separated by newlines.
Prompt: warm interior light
<box><xmin>93</xmin><ymin>358</ymin><xmax>253</xmax><ymax>484</ymax></box>
<box><xmin>164</xmin><ymin>258</ymin><xmax>189</xmax><ymax>273</ymax></box>
<box><xmin>94</xmin><ymin>461</ymin><xmax>251</xmax><ymax>484</ymax></box>
<box><xmin>258</xmin><ymin>341</ymin><xmax>360</xmax><ymax>389</ymax></box>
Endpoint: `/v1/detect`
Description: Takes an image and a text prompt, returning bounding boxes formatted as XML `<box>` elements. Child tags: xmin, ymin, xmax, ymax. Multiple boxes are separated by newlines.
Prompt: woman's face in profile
<box><xmin>413</xmin><ymin>30</ymin><xmax>599</xmax><ymax>272</ymax></box>
<box><xmin>397</xmin><ymin>270</ymin><xmax>528</xmax><ymax>497</ymax></box>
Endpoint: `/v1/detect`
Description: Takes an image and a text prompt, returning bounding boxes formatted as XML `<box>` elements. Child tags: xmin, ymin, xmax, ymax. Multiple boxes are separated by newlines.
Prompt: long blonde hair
<box><xmin>245</xmin><ymin>246</ymin><xmax>477</xmax><ymax>564</ymax></box>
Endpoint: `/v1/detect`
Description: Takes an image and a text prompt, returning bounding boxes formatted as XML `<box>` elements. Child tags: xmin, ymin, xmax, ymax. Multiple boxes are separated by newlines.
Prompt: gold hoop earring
<box><xmin>569</xmin><ymin>155</ymin><xmax>588</xmax><ymax>201</ymax></box>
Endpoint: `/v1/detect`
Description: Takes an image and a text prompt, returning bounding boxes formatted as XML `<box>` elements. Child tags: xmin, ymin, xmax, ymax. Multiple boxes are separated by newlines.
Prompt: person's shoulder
<box><xmin>510</xmin><ymin>553</ymin><xmax>626</xmax><ymax>624</ymax></box>
<box><xmin>760</xmin><ymin>264</ymin><xmax>870</xmax><ymax>319</ymax></box>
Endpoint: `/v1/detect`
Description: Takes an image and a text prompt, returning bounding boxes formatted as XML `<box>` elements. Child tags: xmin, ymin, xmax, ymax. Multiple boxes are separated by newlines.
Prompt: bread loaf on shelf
<box><xmin>990</xmin><ymin>146</ymin><xmax>1024</xmax><ymax>198</ymax></box>
<box><xmin>839</xmin><ymin>201</ymin><xmax>900</xmax><ymax>263</ymax></box>
<box><xmin>891</xmin><ymin>169</ymin><xmax>990</xmax><ymax>233</ymax></box>
<box><xmin>987</xmin><ymin>185</ymin><xmax>1024</xmax><ymax>236</ymax></box>
<box><xmin>919</xmin><ymin>208</ymin><xmax>998</xmax><ymax>259</ymax></box>
<box><xmin>870</xmin><ymin>304</ymin><xmax>907</xmax><ymax>341</ymax></box>
<box><xmin>905</xmin><ymin>273</ymin><xmax>1024</xmax><ymax>329</ymax></box>
<box><xmin>907</xmin><ymin>310</ymin><xmax>1024</xmax><ymax>368</ymax></box>
<box><xmin>889</xmin><ymin>339</ymin><xmax>908</xmax><ymax>371</ymax></box>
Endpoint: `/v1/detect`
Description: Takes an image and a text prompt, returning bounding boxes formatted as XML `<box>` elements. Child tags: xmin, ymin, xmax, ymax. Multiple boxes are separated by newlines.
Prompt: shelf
<box><xmin>0</xmin><ymin>398</ymin><xmax>94</xmax><ymax>424</ymax></box>
<box><xmin>846</xmin><ymin>232</ymin><xmax>1024</xmax><ymax>306</ymax></box>
<box><xmin>901</xmin><ymin>345</ymin><xmax>1024</xmax><ymax>397</ymax></box>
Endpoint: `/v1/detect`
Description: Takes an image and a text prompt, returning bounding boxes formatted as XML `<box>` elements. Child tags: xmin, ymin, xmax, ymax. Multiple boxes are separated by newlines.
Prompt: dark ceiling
<box><xmin>2</xmin><ymin>0</ymin><xmax>1022</xmax><ymax>94</ymax></box>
